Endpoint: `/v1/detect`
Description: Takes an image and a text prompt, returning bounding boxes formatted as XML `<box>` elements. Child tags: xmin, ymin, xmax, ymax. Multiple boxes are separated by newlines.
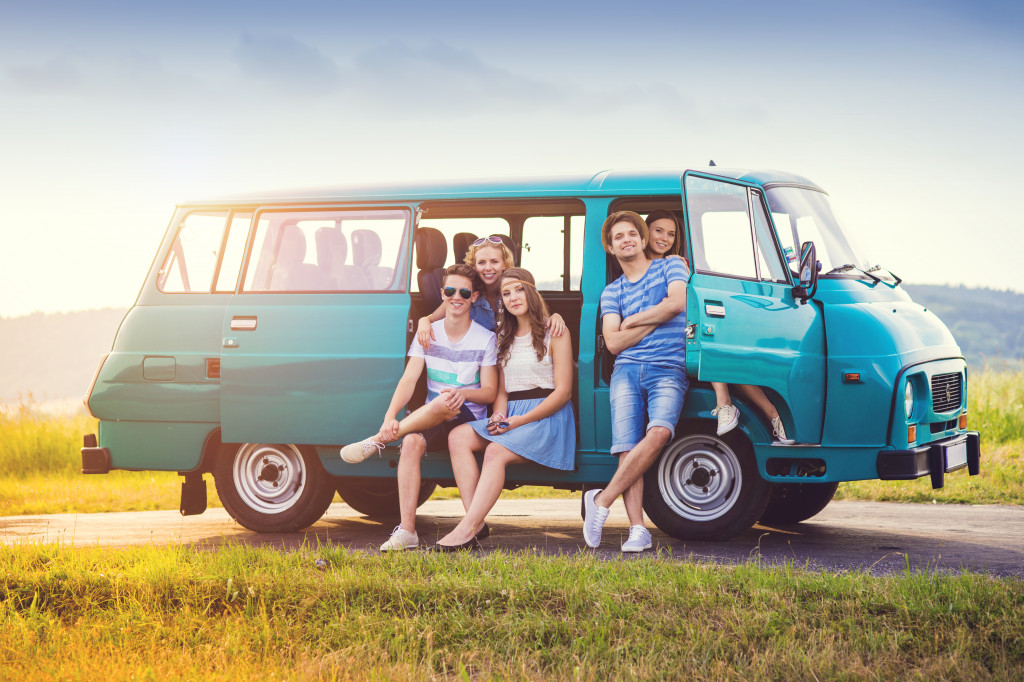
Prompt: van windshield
<box><xmin>765</xmin><ymin>187</ymin><xmax>883</xmax><ymax>281</ymax></box>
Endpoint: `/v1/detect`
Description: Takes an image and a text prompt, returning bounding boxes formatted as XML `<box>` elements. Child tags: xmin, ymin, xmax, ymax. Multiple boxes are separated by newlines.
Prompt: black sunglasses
<box><xmin>443</xmin><ymin>287</ymin><xmax>473</xmax><ymax>300</ymax></box>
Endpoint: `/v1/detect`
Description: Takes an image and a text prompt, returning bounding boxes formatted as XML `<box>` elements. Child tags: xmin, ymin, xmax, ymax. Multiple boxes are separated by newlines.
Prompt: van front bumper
<box><xmin>876</xmin><ymin>432</ymin><xmax>980</xmax><ymax>489</ymax></box>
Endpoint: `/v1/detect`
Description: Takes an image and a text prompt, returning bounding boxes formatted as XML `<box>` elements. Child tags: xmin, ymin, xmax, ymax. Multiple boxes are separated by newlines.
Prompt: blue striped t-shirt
<box><xmin>600</xmin><ymin>257</ymin><xmax>690</xmax><ymax>368</ymax></box>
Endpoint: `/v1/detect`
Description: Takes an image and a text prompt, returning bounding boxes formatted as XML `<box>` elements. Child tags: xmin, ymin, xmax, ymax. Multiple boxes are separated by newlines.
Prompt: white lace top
<box><xmin>502</xmin><ymin>331</ymin><xmax>555</xmax><ymax>393</ymax></box>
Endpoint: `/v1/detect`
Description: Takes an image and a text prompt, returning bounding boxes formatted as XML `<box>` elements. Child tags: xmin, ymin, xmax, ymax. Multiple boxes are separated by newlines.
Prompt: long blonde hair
<box><xmin>495</xmin><ymin>268</ymin><xmax>550</xmax><ymax>365</ymax></box>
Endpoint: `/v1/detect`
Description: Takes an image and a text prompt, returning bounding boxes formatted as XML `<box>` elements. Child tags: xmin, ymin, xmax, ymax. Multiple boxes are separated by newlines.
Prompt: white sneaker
<box><xmin>712</xmin><ymin>404</ymin><xmax>739</xmax><ymax>435</ymax></box>
<box><xmin>380</xmin><ymin>525</ymin><xmax>418</xmax><ymax>551</ymax></box>
<box><xmin>582</xmin><ymin>489</ymin><xmax>610</xmax><ymax>548</ymax></box>
<box><xmin>621</xmin><ymin>525</ymin><xmax>652</xmax><ymax>553</ymax></box>
<box><xmin>340</xmin><ymin>437</ymin><xmax>385</xmax><ymax>463</ymax></box>
<box><xmin>772</xmin><ymin>417</ymin><xmax>795</xmax><ymax>445</ymax></box>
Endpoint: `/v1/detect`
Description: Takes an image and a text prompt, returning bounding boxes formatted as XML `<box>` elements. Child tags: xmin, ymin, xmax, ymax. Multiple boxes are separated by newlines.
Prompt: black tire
<box><xmin>335</xmin><ymin>477</ymin><xmax>437</xmax><ymax>518</ymax></box>
<box><xmin>643</xmin><ymin>431</ymin><xmax>770</xmax><ymax>541</ymax></box>
<box><xmin>759</xmin><ymin>481</ymin><xmax>839</xmax><ymax>525</ymax></box>
<box><xmin>213</xmin><ymin>443</ymin><xmax>335</xmax><ymax>533</ymax></box>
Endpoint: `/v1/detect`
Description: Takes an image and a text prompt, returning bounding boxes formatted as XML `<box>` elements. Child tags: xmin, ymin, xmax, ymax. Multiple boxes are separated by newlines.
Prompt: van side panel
<box><xmin>99</xmin><ymin>420</ymin><xmax>215</xmax><ymax>471</ymax></box>
<box><xmin>88</xmin><ymin>304</ymin><xmax>226</xmax><ymax>422</ymax></box>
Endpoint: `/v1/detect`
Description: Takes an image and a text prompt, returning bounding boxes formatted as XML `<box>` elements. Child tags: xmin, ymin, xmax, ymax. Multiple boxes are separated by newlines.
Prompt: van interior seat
<box><xmin>315</xmin><ymin>227</ymin><xmax>370</xmax><ymax>290</ymax></box>
<box><xmin>452</xmin><ymin>232</ymin><xmax>478</xmax><ymax>266</ymax></box>
<box><xmin>415</xmin><ymin>227</ymin><xmax>447</xmax><ymax>315</ymax></box>
<box><xmin>271</xmin><ymin>224</ymin><xmax>331</xmax><ymax>291</ymax></box>
<box><xmin>352</xmin><ymin>228</ymin><xmax>394</xmax><ymax>290</ymax></box>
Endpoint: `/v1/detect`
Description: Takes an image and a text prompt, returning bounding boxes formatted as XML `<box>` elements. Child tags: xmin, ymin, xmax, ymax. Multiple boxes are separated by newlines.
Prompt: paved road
<box><xmin>2</xmin><ymin>499</ymin><xmax>1022</xmax><ymax>577</ymax></box>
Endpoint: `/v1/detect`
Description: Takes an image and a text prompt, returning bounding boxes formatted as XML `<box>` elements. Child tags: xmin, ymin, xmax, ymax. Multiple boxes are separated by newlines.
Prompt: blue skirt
<box><xmin>470</xmin><ymin>398</ymin><xmax>576</xmax><ymax>470</ymax></box>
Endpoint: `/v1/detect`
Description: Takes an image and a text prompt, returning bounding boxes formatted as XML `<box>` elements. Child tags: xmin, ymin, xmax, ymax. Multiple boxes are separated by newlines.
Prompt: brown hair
<box><xmin>464</xmin><ymin>239</ymin><xmax>515</xmax><ymax>271</ymax></box>
<box><xmin>443</xmin><ymin>263</ymin><xmax>481</xmax><ymax>291</ymax></box>
<box><xmin>644</xmin><ymin>210</ymin><xmax>681</xmax><ymax>258</ymax></box>
<box><xmin>601</xmin><ymin>211</ymin><xmax>648</xmax><ymax>253</ymax></box>
<box><xmin>495</xmin><ymin>268</ymin><xmax>550</xmax><ymax>365</ymax></box>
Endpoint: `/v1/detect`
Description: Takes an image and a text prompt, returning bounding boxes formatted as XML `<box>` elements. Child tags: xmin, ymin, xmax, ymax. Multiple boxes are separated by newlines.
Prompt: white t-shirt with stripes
<box><xmin>408</xmin><ymin>319</ymin><xmax>497</xmax><ymax>420</ymax></box>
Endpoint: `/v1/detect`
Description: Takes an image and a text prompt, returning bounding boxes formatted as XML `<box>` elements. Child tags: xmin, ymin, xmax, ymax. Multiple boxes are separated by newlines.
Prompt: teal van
<box><xmin>81</xmin><ymin>168</ymin><xmax>981</xmax><ymax>540</ymax></box>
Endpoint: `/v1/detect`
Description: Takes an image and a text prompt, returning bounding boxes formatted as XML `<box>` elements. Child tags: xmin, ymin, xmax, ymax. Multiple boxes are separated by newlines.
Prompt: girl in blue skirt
<box><xmin>428</xmin><ymin>268</ymin><xmax>576</xmax><ymax>551</ymax></box>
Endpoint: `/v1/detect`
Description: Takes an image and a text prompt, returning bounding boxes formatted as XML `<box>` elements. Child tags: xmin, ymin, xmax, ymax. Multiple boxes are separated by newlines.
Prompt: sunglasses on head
<box><xmin>472</xmin><ymin>235</ymin><xmax>505</xmax><ymax>247</ymax></box>
<box><xmin>443</xmin><ymin>286</ymin><xmax>473</xmax><ymax>300</ymax></box>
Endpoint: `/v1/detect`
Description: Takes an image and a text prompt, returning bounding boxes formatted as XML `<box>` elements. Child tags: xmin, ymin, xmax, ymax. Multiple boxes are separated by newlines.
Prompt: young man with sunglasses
<box><xmin>340</xmin><ymin>264</ymin><xmax>498</xmax><ymax>551</ymax></box>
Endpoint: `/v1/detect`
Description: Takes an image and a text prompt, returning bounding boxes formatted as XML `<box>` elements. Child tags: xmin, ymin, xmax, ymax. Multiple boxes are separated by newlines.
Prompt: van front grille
<box><xmin>931</xmin><ymin>372</ymin><xmax>962</xmax><ymax>413</ymax></box>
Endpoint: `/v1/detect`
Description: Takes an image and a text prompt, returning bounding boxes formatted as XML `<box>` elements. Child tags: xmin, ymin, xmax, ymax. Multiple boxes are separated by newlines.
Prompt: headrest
<box><xmin>415</xmin><ymin>227</ymin><xmax>447</xmax><ymax>270</ymax></box>
<box><xmin>352</xmin><ymin>229</ymin><xmax>383</xmax><ymax>268</ymax></box>
<box><xmin>277</xmin><ymin>224</ymin><xmax>306</xmax><ymax>264</ymax></box>
<box><xmin>315</xmin><ymin>227</ymin><xmax>347</xmax><ymax>270</ymax></box>
<box><xmin>452</xmin><ymin>232</ymin><xmax>478</xmax><ymax>265</ymax></box>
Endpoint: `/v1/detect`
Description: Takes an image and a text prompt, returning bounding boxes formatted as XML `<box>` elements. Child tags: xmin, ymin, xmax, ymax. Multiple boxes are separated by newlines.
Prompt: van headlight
<box><xmin>904</xmin><ymin>381</ymin><xmax>914</xmax><ymax>419</ymax></box>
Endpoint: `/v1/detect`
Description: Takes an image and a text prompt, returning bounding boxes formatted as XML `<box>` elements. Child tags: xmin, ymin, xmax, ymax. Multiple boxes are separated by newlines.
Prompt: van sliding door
<box><xmin>220</xmin><ymin>205</ymin><xmax>415</xmax><ymax>446</ymax></box>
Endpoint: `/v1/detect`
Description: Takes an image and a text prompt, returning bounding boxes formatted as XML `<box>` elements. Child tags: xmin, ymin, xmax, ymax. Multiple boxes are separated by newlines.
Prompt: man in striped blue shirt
<box><xmin>584</xmin><ymin>211</ymin><xmax>690</xmax><ymax>552</ymax></box>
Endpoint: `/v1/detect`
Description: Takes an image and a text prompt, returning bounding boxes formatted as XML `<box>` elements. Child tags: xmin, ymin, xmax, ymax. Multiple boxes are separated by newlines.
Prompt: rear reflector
<box><xmin>206</xmin><ymin>358</ymin><xmax>221</xmax><ymax>379</ymax></box>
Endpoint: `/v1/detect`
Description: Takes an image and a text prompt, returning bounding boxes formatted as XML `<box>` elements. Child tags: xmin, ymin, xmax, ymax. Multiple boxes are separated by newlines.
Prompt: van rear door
<box><xmin>681</xmin><ymin>172</ymin><xmax>826</xmax><ymax>443</ymax></box>
<box><xmin>219</xmin><ymin>205</ymin><xmax>414</xmax><ymax>446</ymax></box>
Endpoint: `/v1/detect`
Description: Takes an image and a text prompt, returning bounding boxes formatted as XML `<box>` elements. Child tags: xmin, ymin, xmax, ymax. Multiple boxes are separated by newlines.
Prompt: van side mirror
<box><xmin>793</xmin><ymin>241</ymin><xmax>819</xmax><ymax>303</ymax></box>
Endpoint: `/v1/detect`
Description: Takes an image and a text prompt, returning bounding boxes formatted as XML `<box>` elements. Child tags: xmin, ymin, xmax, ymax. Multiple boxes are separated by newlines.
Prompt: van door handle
<box><xmin>230</xmin><ymin>316</ymin><xmax>258</xmax><ymax>331</ymax></box>
<box><xmin>705</xmin><ymin>304</ymin><xmax>726</xmax><ymax>317</ymax></box>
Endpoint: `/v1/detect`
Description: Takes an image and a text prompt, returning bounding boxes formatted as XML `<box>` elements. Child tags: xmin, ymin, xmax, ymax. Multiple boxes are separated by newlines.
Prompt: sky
<box><xmin>1</xmin><ymin>0</ymin><xmax>1022</xmax><ymax>318</ymax></box>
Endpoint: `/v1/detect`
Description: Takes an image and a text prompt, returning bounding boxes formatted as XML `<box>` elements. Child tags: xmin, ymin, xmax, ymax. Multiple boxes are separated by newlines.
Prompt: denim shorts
<box><xmin>609</xmin><ymin>362</ymin><xmax>688</xmax><ymax>454</ymax></box>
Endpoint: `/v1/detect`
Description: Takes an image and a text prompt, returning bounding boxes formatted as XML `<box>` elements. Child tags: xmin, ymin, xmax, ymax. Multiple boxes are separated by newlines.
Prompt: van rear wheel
<box><xmin>643</xmin><ymin>432</ymin><xmax>770</xmax><ymax>541</ymax></box>
<box><xmin>759</xmin><ymin>481</ymin><xmax>839</xmax><ymax>525</ymax></box>
<box><xmin>214</xmin><ymin>443</ymin><xmax>334</xmax><ymax>533</ymax></box>
<box><xmin>335</xmin><ymin>477</ymin><xmax>436</xmax><ymax>518</ymax></box>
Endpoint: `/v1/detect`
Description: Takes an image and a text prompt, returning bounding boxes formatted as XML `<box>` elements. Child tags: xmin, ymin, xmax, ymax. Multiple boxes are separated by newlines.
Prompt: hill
<box><xmin>1</xmin><ymin>285</ymin><xmax>1021</xmax><ymax>402</ymax></box>
<box><xmin>0</xmin><ymin>308</ymin><xmax>128</xmax><ymax>404</ymax></box>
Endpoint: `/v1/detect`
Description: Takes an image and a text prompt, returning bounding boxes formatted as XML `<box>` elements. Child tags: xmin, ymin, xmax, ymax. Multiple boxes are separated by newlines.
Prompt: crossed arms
<box><xmin>601</xmin><ymin>280</ymin><xmax>687</xmax><ymax>355</ymax></box>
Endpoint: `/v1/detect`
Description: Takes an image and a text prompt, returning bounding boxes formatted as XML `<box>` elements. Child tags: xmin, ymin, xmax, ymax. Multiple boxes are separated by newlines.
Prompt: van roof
<box><xmin>180</xmin><ymin>167</ymin><xmax>824</xmax><ymax>207</ymax></box>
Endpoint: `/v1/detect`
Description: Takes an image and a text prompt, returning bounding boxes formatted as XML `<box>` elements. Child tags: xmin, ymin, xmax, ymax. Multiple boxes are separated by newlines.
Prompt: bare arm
<box><xmin>376</xmin><ymin>357</ymin><xmax>426</xmax><ymax>441</ymax></box>
<box><xmin>602</xmin><ymin>313</ymin><xmax>657</xmax><ymax>355</ymax></box>
<box><xmin>415</xmin><ymin>302</ymin><xmax>447</xmax><ymax>349</ymax></box>
<box><xmin>440</xmin><ymin>364</ymin><xmax>499</xmax><ymax>410</ymax></box>
<box><xmin>621</xmin><ymin>280</ymin><xmax>687</xmax><ymax>329</ymax></box>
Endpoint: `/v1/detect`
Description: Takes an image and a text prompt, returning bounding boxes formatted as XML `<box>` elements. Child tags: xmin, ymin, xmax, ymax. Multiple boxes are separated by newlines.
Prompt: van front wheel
<box><xmin>643</xmin><ymin>432</ymin><xmax>770</xmax><ymax>541</ymax></box>
<box><xmin>214</xmin><ymin>443</ymin><xmax>335</xmax><ymax>533</ymax></box>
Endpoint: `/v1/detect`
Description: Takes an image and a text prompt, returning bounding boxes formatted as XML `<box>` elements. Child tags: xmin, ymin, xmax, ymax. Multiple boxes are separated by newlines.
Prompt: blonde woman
<box><xmin>417</xmin><ymin>235</ymin><xmax>565</xmax><ymax>346</ymax></box>
<box><xmin>428</xmin><ymin>268</ymin><xmax>575</xmax><ymax>551</ymax></box>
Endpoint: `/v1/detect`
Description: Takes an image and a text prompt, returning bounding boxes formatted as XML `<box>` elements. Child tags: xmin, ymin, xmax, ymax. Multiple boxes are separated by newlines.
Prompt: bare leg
<box><xmin>733</xmin><ymin>384</ymin><xmax>780</xmax><ymax>420</ymax></box>
<box><xmin>595</xmin><ymin>426</ymin><xmax>672</xmax><ymax>509</ymax></box>
<box><xmin>621</xmin><ymin>475</ymin><xmax>645</xmax><ymax>527</ymax></box>
<box><xmin>448</xmin><ymin>423</ymin><xmax>490</xmax><ymax>514</ymax></box>
<box><xmin>396</xmin><ymin>433</ymin><xmax>427</xmax><ymax>533</ymax></box>
<box><xmin>438</xmin><ymin>443</ymin><xmax>527</xmax><ymax>546</ymax></box>
<box><xmin>712</xmin><ymin>382</ymin><xmax>732</xmax><ymax>407</ymax></box>
<box><xmin>387</xmin><ymin>396</ymin><xmax>459</xmax><ymax>442</ymax></box>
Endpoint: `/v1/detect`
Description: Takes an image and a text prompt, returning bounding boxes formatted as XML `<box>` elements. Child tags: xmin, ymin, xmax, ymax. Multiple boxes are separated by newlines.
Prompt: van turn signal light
<box><xmin>907</xmin><ymin>424</ymin><xmax>917</xmax><ymax>444</ymax></box>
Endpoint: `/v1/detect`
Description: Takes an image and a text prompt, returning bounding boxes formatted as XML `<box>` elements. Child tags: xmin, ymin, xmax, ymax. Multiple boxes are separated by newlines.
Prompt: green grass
<box><xmin>2</xmin><ymin>543</ymin><xmax>1022</xmax><ymax>680</ymax></box>
<box><xmin>1</xmin><ymin>370</ymin><xmax>1021</xmax><ymax>516</ymax></box>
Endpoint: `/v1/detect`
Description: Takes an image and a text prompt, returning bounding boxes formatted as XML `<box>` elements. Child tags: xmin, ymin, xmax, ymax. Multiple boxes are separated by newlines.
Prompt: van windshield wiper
<box><xmin>867</xmin><ymin>264</ymin><xmax>902</xmax><ymax>287</ymax></box>
<box><xmin>825</xmin><ymin>263</ymin><xmax>881</xmax><ymax>284</ymax></box>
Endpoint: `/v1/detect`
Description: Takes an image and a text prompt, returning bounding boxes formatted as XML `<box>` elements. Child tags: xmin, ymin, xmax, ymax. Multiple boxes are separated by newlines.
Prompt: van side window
<box><xmin>241</xmin><ymin>209</ymin><xmax>410</xmax><ymax>292</ymax></box>
<box><xmin>686</xmin><ymin>177</ymin><xmax>757</xmax><ymax>280</ymax></box>
<box><xmin>521</xmin><ymin>215</ymin><xmax>585</xmax><ymax>291</ymax></box>
<box><xmin>751</xmin><ymin>192</ymin><xmax>788</xmax><ymax>283</ymax></box>
<box><xmin>213</xmin><ymin>212</ymin><xmax>251</xmax><ymax>293</ymax></box>
<box><xmin>158</xmin><ymin>211</ymin><xmax>230</xmax><ymax>293</ymax></box>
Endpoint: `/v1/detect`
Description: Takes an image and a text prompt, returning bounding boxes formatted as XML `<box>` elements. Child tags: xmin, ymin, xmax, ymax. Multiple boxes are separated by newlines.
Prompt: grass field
<box><xmin>2</xmin><ymin>543</ymin><xmax>1022</xmax><ymax>680</ymax></box>
<box><xmin>1</xmin><ymin>369</ymin><xmax>1021</xmax><ymax>516</ymax></box>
